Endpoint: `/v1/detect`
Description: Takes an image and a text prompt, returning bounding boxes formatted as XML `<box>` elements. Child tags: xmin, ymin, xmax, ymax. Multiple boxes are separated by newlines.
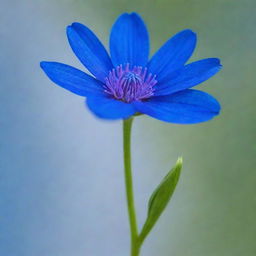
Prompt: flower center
<box><xmin>105</xmin><ymin>64</ymin><xmax>157</xmax><ymax>103</ymax></box>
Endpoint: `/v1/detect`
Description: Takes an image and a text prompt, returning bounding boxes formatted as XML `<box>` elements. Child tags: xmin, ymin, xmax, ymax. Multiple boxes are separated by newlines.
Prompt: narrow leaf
<box><xmin>139</xmin><ymin>157</ymin><xmax>182</xmax><ymax>242</ymax></box>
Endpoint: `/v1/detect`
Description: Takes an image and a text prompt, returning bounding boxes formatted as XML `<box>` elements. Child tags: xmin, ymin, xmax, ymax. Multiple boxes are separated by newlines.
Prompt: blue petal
<box><xmin>147</xmin><ymin>29</ymin><xmax>197</xmax><ymax>82</ymax></box>
<box><xmin>86</xmin><ymin>95</ymin><xmax>136</xmax><ymax>120</ymax></box>
<box><xmin>154</xmin><ymin>58</ymin><xmax>222</xmax><ymax>96</ymax></box>
<box><xmin>40</xmin><ymin>62</ymin><xmax>104</xmax><ymax>96</ymax></box>
<box><xmin>134</xmin><ymin>89</ymin><xmax>221</xmax><ymax>124</ymax></box>
<box><xmin>67</xmin><ymin>22</ymin><xmax>113</xmax><ymax>83</ymax></box>
<box><xmin>110</xmin><ymin>12</ymin><xmax>149</xmax><ymax>67</ymax></box>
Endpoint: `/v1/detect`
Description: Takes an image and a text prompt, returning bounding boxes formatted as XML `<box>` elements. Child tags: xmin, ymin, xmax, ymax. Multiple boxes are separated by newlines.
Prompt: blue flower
<box><xmin>41</xmin><ymin>13</ymin><xmax>222</xmax><ymax>124</ymax></box>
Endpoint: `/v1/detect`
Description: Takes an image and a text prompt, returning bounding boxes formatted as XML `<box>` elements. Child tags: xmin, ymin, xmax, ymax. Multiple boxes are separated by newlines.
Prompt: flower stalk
<box><xmin>123</xmin><ymin>117</ymin><xmax>141</xmax><ymax>256</ymax></box>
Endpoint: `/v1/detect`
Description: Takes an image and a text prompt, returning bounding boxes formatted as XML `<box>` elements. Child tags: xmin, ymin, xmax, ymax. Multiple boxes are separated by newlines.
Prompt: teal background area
<box><xmin>1</xmin><ymin>0</ymin><xmax>256</xmax><ymax>255</ymax></box>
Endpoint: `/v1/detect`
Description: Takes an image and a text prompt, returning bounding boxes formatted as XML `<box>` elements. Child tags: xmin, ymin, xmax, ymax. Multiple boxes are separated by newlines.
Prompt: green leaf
<box><xmin>139</xmin><ymin>157</ymin><xmax>182</xmax><ymax>243</ymax></box>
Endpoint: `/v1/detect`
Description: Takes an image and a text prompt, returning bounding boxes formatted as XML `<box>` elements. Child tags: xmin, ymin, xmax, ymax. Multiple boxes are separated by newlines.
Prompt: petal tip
<box><xmin>66</xmin><ymin>25</ymin><xmax>73</xmax><ymax>34</ymax></box>
<box><xmin>209</xmin><ymin>95</ymin><xmax>221</xmax><ymax>115</ymax></box>
<box><xmin>213</xmin><ymin>58</ymin><xmax>223</xmax><ymax>72</ymax></box>
<box><xmin>66</xmin><ymin>22</ymin><xmax>82</xmax><ymax>33</ymax></box>
<box><xmin>70</xmin><ymin>22</ymin><xmax>82</xmax><ymax>29</ymax></box>
<box><xmin>40</xmin><ymin>61</ymin><xmax>49</xmax><ymax>70</ymax></box>
<box><xmin>182</xmin><ymin>29</ymin><xmax>197</xmax><ymax>37</ymax></box>
<box><xmin>216</xmin><ymin>58</ymin><xmax>222</xmax><ymax>67</ymax></box>
<box><xmin>130</xmin><ymin>12</ymin><xmax>146</xmax><ymax>24</ymax></box>
<box><xmin>216</xmin><ymin>101</ymin><xmax>222</xmax><ymax>114</ymax></box>
<box><xmin>130</xmin><ymin>12</ymin><xmax>141</xmax><ymax>18</ymax></box>
<box><xmin>185</xmin><ymin>28</ymin><xmax>196</xmax><ymax>33</ymax></box>
<box><xmin>117</xmin><ymin>12</ymin><xmax>143</xmax><ymax>22</ymax></box>
<box><xmin>116</xmin><ymin>12</ymin><xmax>129</xmax><ymax>20</ymax></box>
<box><xmin>40</xmin><ymin>61</ymin><xmax>45</xmax><ymax>67</ymax></box>
<box><xmin>66</xmin><ymin>23</ymin><xmax>78</xmax><ymax>33</ymax></box>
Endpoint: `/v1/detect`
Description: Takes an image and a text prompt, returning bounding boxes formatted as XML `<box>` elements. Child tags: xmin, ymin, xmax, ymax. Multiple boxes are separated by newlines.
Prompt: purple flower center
<box><xmin>105</xmin><ymin>64</ymin><xmax>157</xmax><ymax>103</ymax></box>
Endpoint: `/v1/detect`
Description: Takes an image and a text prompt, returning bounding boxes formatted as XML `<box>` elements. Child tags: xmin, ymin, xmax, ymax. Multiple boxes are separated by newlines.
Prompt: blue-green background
<box><xmin>1</xmin><ymin>0</ymin><xmax>256</xmax><ymax>255</ymax></box>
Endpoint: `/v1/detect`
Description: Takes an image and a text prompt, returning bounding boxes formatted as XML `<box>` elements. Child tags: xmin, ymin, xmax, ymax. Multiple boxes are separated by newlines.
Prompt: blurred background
<box><xmin>1</xmin><ymin>0</ymin><xmax>256</xmax><ymax>255</ymax></box>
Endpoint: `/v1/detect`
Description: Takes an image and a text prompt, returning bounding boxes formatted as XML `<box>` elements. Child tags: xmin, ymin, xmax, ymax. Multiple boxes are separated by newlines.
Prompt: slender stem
<box><xmin>123</xmin><ymin>117</ymin><xmax>141</xmax><ymax>256</ymax></box>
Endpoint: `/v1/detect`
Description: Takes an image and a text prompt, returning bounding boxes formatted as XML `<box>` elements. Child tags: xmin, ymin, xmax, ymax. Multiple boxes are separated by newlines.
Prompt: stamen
<box><xmin>104</xmin><ymin>64</ymin><xmax>157</xmax><ymax>103</ymax></box>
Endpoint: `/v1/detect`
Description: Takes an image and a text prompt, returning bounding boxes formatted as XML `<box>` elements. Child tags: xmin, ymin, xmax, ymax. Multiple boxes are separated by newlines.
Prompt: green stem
<box><xmin>123</xmin><ymin>117</ymin><xmax>141</xmax><ymax>256</ymax></box>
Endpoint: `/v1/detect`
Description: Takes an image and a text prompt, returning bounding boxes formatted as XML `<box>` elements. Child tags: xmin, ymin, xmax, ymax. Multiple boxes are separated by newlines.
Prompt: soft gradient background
<box><xmin>1</xmin><ymin>0</ymin><xmax>256</xmax><ymax>255</ymax></box>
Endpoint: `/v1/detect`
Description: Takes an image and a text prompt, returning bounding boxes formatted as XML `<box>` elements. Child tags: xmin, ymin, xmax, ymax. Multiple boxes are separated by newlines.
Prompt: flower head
<box><xmin>41</xmin><ymin>13</ymin><xmax>222</xmax><ymax>124</ymax></box>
